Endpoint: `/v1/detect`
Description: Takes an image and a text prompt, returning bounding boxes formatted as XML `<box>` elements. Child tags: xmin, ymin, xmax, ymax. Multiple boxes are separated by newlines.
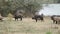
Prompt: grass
<box><xmin>0</xmin><ymin>18</ymin><xmax>60</xmax><ymax>34</ymax></box>
<box><xmin>46</xmin><ymin>32</ymin><xmax>52</xmax><ymax>34</ymax></box>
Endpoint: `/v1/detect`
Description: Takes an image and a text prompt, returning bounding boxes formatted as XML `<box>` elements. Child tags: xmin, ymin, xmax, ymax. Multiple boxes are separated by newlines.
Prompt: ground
<box><xmin>0</xmin><ymin>17</ymin><xmax>60</xmax><ymax>34</ymax></box>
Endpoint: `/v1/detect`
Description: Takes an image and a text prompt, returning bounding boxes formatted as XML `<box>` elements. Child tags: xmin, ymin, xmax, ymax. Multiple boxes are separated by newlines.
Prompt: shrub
<box><xmin>7</xmin><ymin>13</ymin><xmax>13</xmax><ymax>21</ymax></box>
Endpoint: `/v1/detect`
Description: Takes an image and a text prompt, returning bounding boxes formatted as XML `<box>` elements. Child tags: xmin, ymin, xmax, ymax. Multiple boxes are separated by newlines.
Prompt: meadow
<box><xmin>0</xmin><ymin>17</ymin><xmax>60</xmax><ymax>34</ymax></box>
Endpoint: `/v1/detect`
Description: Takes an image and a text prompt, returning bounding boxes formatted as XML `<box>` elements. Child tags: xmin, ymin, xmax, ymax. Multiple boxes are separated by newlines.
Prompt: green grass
<box><xmin>46</xmin><ymin>32</ymin><xmax>52</xmax><ymax>34</ymax></box>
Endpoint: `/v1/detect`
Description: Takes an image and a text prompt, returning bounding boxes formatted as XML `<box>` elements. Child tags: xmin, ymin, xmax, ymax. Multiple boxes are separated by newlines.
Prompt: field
<box><xmin>0</xmin><ymin>17</ymin><xmax>60</xmax><ymax>34</ymax></box>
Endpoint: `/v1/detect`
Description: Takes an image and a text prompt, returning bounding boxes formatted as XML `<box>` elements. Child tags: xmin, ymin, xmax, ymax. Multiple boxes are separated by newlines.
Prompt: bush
<box><xmin>7</xmin><ymin>13</ymin><xmax>13</xmax><ymax>21</ymax></box>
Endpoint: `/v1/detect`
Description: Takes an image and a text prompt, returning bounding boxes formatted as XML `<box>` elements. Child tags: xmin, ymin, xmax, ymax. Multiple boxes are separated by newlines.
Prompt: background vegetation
<box><xmin>0</xmin><ymin>0</ymin><xmax>60</xmax><ymax>17</ymax></box>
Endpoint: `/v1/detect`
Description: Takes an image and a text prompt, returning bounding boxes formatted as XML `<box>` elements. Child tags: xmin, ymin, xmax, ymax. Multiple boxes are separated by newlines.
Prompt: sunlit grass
<box><xmin>0</xmin><ymin>18</ymin><xmax>60</xmax><ymax>34</ymax></box>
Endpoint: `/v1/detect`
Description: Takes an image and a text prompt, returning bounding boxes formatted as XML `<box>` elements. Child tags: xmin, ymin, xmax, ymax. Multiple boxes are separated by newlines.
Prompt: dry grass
<box><xmin>0</xmin><ymin>17</ymin><xmax>60</xmax><ymax>34</ymax></box>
